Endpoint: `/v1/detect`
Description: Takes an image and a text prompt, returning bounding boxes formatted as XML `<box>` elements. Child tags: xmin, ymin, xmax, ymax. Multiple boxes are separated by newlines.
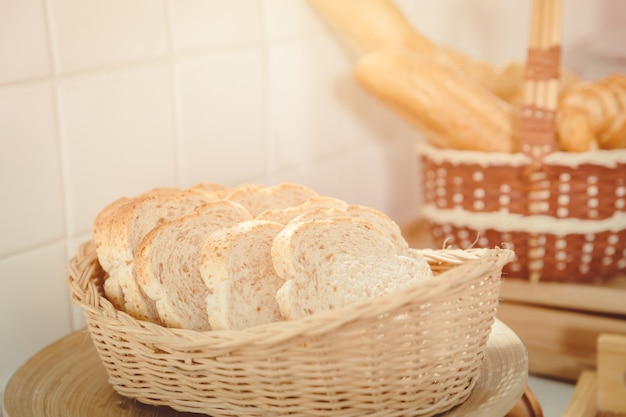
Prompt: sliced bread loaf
<box><xmin>135</xmin><ymin>200</ymin><xmax>252</xmax><ymax>330</ymax></box>
<box><xmin>200</xmin><ymin>220</ymin><xmax>285</xmax><ymax>330</ymax></box>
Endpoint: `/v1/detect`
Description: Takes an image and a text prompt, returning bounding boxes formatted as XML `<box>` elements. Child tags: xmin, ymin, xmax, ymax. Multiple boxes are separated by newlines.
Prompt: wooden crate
<box><xmin>403</xmin><ymin>220</ymin><xmax>626</xmax><ymax>382</ymax></box>
<box><xmin>562</xmin><ymin>334</ymin><xmax>626</xmax><ymax>417</ymax></box>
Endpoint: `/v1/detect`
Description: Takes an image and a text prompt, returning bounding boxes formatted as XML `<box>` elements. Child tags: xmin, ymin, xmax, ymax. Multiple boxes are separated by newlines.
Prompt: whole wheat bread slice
<box><xmin>101</xmin><ymin>188</ymin><xmax>218</xmax><ymax>322</ymax></box>
<box><xmin>200</xmin><ymin>220</ymin><xmax>285</xmax><ymax>330</ymax></box>
<box><xmin>276</xmin><ymin>253</ymin><xmax>432</xmax><ymax>320</ymax></box>
<box><xmin>135</xmin><ymin>200</ymin><xmax>252</xmax><ymax>330</ymax></box>
<box><xmin>272</xmin><ymin>216</ymin><xmax>432</xmax><ymax>320</ymax></box>
<box><xmin>288</xmin><ymin>204</ymin><xmax>410</xmax><ymax>254</ymax></box>
<box><xmin>93</xmin><ymin>187</ymin><xmax>181</xmax><ymax>313</ymax></box>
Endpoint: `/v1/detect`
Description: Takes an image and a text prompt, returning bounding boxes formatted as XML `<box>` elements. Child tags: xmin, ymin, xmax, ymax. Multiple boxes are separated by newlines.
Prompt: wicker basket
<box><xmin>417</xmin><ymin>0</ymin><xmax>626</xmax><ymax>283</ymax></box>
<box><xmin>67</xmin><ymin>240</ymin><xmax>514</xmax><ymax>417</ymax></box>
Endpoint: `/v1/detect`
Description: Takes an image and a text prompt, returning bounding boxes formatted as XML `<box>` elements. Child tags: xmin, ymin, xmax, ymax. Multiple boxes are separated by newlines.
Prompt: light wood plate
<box><xmin>3</xmin><ymin>319</ymin><xmax>527</xmax><ymax>417</ymax></box>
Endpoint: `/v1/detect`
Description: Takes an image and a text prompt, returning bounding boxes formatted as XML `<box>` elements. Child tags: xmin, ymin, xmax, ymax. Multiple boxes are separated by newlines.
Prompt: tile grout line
<box><xmin>40</xmin><ymin>0</ymin><xmax>77</xmax><ymax>331</ymax></box>
<box><xmin>260</xmin><ymin>0</ymin><xmax>276</xmax><ymax>185</ymax></box>
<box><xmin>163</xmin><ymin>0</ymin><xmax>183</xmax><ymax>188</ymax></box>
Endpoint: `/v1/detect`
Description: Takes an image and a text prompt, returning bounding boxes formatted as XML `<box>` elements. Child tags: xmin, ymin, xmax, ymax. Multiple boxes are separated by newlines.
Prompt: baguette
<box><xmin>354</xmin><ymin>49</ymin><xmax>519</xmax><ymax>152</ymax></box>
<box><xmin>307</xmin><ymin>0</ymin><xmax>501</xmax><ymax>92</ymax></box>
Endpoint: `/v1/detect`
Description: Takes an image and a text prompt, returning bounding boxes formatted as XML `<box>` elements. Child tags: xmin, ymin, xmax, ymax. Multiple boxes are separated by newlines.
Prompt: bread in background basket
<box><xmin>68</xmin><ymin>182</ymin><xmax>515</xmax><ymax>417</ymax></box>
<box><xmin>308</xmin><ymin>0</ymin><xmax>626</xmax><ymax>283</ymax></box>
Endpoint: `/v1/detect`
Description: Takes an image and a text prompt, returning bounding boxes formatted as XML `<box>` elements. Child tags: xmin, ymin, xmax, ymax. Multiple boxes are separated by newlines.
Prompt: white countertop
<box><xmin>527</xmin><ymin>374</ymin><xmax>576</xmax><ymax>417</ymax></box>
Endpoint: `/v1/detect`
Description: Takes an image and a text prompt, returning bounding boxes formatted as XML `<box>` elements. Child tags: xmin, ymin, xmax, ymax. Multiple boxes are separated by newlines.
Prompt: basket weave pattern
<box><xmin>419</xmin><ymin>146</ymin><xmax>626</xmax><ymax>282</ymax></box>
<box><xmin>422</xmin><ymin>156</ymin><xmax>626</xmax><ymax>220</ymax></box>
<box><xmin>68</xmin><ymin>241</ymin><xmax>513</xmax><ymax>417</ymax></box>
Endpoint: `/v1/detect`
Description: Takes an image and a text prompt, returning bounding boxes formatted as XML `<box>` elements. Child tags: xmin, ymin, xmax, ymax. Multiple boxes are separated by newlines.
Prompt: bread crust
<box><xmin>557</xmin><ymin>75</ymin><xmax>626</xmax><ymax>151</ymax></box>
<box><xmin>354</xmin><ymin>49</ymin><xmax>519</xmax><ymax>152</ymax></box>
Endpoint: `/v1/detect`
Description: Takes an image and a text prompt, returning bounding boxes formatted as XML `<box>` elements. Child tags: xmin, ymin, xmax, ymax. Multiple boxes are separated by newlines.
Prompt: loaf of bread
<box><xmin>307</xmin><ymin>0</ymin><xmax>578</xmax><ymax>106</ymax></box>
<box><xmin>309</xmin><ymin>0</ymin><xmax>608</xmax><ymax>154</ymax></box>
<box><xmin>307</xmin><ymin>0</ymin><xmax>507</xmax><ymax>99</ymax></box>
<box><xmin>354</xmin><ymin>49</ymin><xmax>519</xmax><ymax>152</ymax></box>
<box><xmin>93</xmin><ymin>183</ymin><xmax>435</xmax><ymax>330</ymax></box>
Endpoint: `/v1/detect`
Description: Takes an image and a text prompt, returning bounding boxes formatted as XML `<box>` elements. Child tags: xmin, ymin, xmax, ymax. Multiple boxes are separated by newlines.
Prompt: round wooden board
<box><xmin>3</xmin><ymin>319</ymin><xmax>528</xmax><ymax>417</ymax></box>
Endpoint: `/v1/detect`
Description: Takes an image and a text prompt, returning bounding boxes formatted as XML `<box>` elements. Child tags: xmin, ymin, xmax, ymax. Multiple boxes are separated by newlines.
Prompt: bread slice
<box><xmin>255</xmin><ymin>196</ymin><xmax>347</xmax><ymax>224</ymax></box>
<box><xmin>226</xmin><ymin>183</ymin><xmax>318</xmax><ymax>217</ymax></box>
<box><xmin>272</xmin><ymin>216</ymin><xmax>430</xmax><ymax>320</ymax></box>
<box><xmin>94</xmin><ymin>187</ymin><xmax>181</xmax><ymax>312</ymax></box>
<box><xmin>289</xmin><ymin>205</ymin><xmax>410</xmax><ymax>254</ymax></box>
<box><xmin>200</xmin><ymin>220</ymin><xmax>285</xmax><ymax>330</ymax></box>
<box><xmin>135</xmin><ymin>200</ymin><xmax>252</xmax><ymax>330</ymax></box>
<box><xmin>93</xmin><ymin>197</ymin><xmax>131</xmax><ymax>266</ymax></box>
<box><xmin>95</xmin><ymin>187</ymin><xmax>183</xmax><ymax>274</ymax></box>
<box><xmin>92</xmin><ymin>196</ymin><xmax>132</xmax><ymax>311</ymax></box>
<box><xmin>102</xmin><ymin>188</ymin><xmax>218</xmax><ymax>322</ymax></box>
<box><xmin>276</xmin><ymin>254</ymin><xmax>432</xmax><ymax>320</ymax></box>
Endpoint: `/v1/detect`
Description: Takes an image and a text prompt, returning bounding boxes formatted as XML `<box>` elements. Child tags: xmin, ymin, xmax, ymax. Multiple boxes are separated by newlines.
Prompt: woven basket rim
<box><xmin>415</xmin><ymin>142</ymin><xmax>626</xmax><ymax>167</ymax></box>
<box><xmin>68</xmin><ymin>241</ymin><xmax>515</xmax><ymax>350</ymax></box>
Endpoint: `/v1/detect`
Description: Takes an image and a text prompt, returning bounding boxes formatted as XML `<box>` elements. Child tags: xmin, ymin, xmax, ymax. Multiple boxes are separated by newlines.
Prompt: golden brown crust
<box><xmin>556</xmin><ymin>74</ymin><xmax>626</xmax><ymax>151</ymax></box>
<box><xmin>308</xmin><ymin>0</ymin><xmax>578</xmax><ymax>107</ymax></box>
<box><xmin>354</xmin><ymin>49</ymin><xmax>519</xmax><ymax>152</ymax></box>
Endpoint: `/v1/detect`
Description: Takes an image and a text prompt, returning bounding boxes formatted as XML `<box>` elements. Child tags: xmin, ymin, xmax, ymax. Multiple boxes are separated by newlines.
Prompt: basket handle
<box><xmin>520</xmin><ymin>0</ymin><xmax>562</xmax><ymax>160</ymax></box>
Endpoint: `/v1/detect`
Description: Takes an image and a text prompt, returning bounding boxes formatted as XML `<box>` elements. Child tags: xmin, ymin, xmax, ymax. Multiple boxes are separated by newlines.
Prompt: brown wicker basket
<box><xmin>67</xmin><ymin>240</ymin><xmax>514</xmax><ymax>417</ymax></box>
<box><xmin>417</xmin><ymin>0</ymin><xmax>626</xmax><ymax>283</ymax></box>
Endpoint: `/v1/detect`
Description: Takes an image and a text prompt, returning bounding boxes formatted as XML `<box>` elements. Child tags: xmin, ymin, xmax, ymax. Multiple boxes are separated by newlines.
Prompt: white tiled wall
<box><xmin>1</xmin><ymin>0</ymin><xmax>621</xmax><ymax>406</ymax></box>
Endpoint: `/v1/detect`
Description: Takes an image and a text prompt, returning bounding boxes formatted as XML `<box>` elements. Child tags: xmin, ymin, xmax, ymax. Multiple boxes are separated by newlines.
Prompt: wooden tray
<box><xmin>403</xmin><ymin>219</ymin><xmax>626</xmax><ymax>382</ymax></box>
<box><xmin>3</xmin><ymin>320</ymin><xmax>529</xmax><ymax>417</ymax></box>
